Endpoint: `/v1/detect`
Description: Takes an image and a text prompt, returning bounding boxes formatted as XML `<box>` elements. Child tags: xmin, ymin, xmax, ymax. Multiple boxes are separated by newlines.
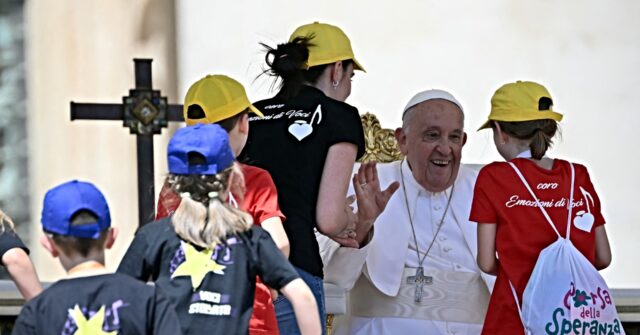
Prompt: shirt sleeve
<box><xmin>12</xmin><ymin>302</ymin><xmax>37</xmax><ymax>335</ymax></box>
<box><xmin>252</xmin><ymin>229</ymin><xmax>299</xmax><ymax>290</ymax></box>
<box><xmin>117</xmin><ymin>229</ymin><xmax>153</xmax><ymax>281</ymax></box>
<box><xmin>469</xmin><ymin>167</ymin><xmax>498</xmax><ymax>224</ymax></box>
<box><xmin>243</xmin><ymin>169</ymin><xmax>286</xmax><ymax>225</ymax></box>
<box><xmin>326</xmin><ymin>103</ymin><xmax>366</xmax><ymax>160</ymax></box>
<box><xmin>577</xmin><ymin>164</ymin><xmax>606</xmax><ymax>227</ymax></box>
<box><xmin>0</xmin><ymin>231</ymin><xmax>29</xmax><ymax>261</ymax></box>
<box><xmin>150</xmin><ymin>285</ymin><xmax>183</xmax><ymax>335</ymax></box>
<box><xmin>156</xmin><ymin>182</ymin><xmax>181</xmax><ymax>220</ymax></box>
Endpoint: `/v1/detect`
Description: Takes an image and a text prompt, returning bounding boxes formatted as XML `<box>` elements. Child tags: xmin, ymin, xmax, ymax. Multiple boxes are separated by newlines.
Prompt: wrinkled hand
<box><xmin>329</xmin><ymin>196</ymin><xmax>360</xmax><ymax>248</ymax></box>
<box><xmin>352</xmin><ymin>162</ymin><xmax>399</xmax><ymax>244</ymax></box>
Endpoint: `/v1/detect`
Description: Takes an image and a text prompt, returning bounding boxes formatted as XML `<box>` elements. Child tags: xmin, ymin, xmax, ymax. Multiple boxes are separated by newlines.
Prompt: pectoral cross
<box><xmin>406</xmin><ymin>266</ymin><xmax>433</xmax><ymax>302</ymax></box>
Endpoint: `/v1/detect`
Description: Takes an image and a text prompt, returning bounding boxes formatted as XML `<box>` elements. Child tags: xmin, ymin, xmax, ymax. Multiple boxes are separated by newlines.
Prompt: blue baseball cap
<box><xmin>167</xmin><ymin>123</ymin><xmax>235</xmax><ymax>175</ymax></box>
<box><xmin>41</xmin><ymin>180</ymin><xmax>111</xmax><ymax>239</ymax></box>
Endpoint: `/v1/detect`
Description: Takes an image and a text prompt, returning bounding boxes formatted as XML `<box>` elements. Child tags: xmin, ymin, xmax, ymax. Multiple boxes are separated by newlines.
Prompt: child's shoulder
<box><xmin>40</xmin><ymin>273</ymin><xmax>156</xmax><ymax>303</ymax></box>
<box><xmin>230</xmin><ymin>226</ymin><xmax>271</xmax><ymax>247</ymax></box>
<box><xmin>478</xmin><ymin>160</ymin><xmax>512</xmax><ymax>176</ymax></box>
<box><xmin>136</xmin><ymin>217</ymin><xmax>175</xmax><ymax>238</ymax></box>
<box><xmin>232</xmin><ymin>225</ymin><xmax>262</xmax><ymax>238</ymax></box>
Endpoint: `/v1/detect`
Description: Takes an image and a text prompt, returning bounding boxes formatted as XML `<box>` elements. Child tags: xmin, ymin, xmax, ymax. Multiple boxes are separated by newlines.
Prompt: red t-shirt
<box><xmin>470</xmin><ymin>159</ymin><xmax>606</xmax><ymax>335</ymax></box>
<box><xmin>156</xmin><ymin>163</ymin><xmax>286</xmax><ymax>335</ymax></box>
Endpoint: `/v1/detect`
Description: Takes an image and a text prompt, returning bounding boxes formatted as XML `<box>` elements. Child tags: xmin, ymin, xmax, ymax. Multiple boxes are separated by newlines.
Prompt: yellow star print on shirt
<box><xmin>171</xmin><ymin>241</ymin><xmax>226</xmax><ymax>290</ymax></box>
<box><xmin>70</xmin><ymin>305</ymin><xmax>117</xmax><ymax>335</ymax></box>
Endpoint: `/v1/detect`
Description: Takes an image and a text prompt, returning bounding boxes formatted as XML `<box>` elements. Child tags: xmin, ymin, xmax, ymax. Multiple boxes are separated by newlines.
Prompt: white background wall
<box><xmin>176</xmin><ymin>0</ymin><xmax>640</xmax><ymax>287</ymax></box>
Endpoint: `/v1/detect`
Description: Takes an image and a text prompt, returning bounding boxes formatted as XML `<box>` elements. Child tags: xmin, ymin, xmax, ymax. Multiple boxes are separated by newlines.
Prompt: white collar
<box><xmin>515</xmin><ymin>150</ymin><xmax>550</xmax><ymax>160</ymax></box>
<box><xmin>516</xmin><ymin>150</ymin><xmax>532</xmax><ymax>158</ymax></box>
<box><xmin>400</xmin><ymin>160</ymin><xmax>453</xmax><ymax>220</ymax></box>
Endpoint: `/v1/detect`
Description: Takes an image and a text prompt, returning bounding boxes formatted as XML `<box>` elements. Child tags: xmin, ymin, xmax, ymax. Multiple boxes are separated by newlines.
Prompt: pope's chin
<box><xmin>425</xmin><ymin>160</ymin><xmax>457</xmax><ymax>192</ymax></box>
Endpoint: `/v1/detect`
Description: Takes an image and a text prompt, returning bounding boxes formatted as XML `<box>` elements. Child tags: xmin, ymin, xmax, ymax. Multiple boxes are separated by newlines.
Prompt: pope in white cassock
<box><xmin>318</xmin><ymin>89</ymin><xmax>496</xmax><ymax>335</ymax></box>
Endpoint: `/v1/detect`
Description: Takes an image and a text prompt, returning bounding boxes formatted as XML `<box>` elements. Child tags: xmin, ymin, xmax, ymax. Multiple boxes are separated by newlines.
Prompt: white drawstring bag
<box><xmin>508</xmin><ymin>162</ymin><xmax>624</xmax><ymax>335</ymax></box>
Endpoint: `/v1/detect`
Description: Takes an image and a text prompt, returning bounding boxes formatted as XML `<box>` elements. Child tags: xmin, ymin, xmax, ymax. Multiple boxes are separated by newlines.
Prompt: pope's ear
<box><xmin>462</xmin><ymin>131</ymin><xmax>468</xmax><ymax>147</ymax></box>
<box><xmin>395</xmin><ymin>127</ymin><xmax>408</xmax><ymax>155</ymax></box>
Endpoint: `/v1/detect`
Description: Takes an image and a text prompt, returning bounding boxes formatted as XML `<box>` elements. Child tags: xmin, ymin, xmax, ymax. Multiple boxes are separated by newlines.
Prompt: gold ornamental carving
<box><xmin>358</xmin><ymin>112</ymin><xmax>403</xmax><ymax>163</ymax></box>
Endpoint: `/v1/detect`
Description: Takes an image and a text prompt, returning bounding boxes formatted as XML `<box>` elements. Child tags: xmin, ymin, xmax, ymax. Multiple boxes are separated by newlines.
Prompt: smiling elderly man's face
<box><xmin>395</xmin><ymin>99</ymin><xmax>466</xmax><ymax>192</ymax></box>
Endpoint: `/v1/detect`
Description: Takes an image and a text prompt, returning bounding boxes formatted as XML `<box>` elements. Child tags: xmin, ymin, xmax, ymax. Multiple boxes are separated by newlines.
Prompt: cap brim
<box><xmin>352</xmin><ymin>58</ymin><xmax>366</xmax><ymax>72</ymax></box>
<box><xmin>477</xmin><ymin>120</ymin><xmax>491</xmax><ymax>131</ymax></box>
<box><xmin>248</xmin><ymin>104</ymin><xmax>263</xmax><ymax>117</ymax></box>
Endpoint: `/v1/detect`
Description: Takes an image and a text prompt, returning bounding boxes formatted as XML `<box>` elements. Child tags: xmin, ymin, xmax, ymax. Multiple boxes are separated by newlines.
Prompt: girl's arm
<box><xmin>260</xmin><ymin>217</ymin><xmax>290</xmax><ymax>258</ymax></box>
<box><xmin>594</xmin><ymin>225</ymin><xmax>612</xmax><ymax>270</ymax></box>
<box><xmin>280</xmin><ymin>278</ymin><xmax>321</xmax><ymax>335</ymax></box>
<box><xmin>2</xmin><ymin>248</ymin><xmax>42</xmax><ymax>300</ymax></box>
<box><xmin>316</xmin><ymin>143</ymin><xmax>358</xmax><ymax>237</ymax></box>
<box><xmin>477</xmin><ymin>223</ymin><xmax>499</xmax><ymax>275</ymax></box>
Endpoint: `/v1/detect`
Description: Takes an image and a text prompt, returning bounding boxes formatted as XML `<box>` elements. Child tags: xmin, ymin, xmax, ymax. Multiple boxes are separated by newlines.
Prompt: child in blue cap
<box><xmin>118</xmin><ymin>124</ymin><xmax>321</xmax><ymax>335</ymax></box>
<box><xmin>13</xmin><ymin>180</ymin><xmax>181</xmax><ymax>335</ymax></box>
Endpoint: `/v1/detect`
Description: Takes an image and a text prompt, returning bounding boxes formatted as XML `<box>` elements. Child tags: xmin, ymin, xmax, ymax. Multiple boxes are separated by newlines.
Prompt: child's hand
<box><xmin>269</xmin><ymin>288</ymin><xmax>279</xmax><ymax>301</ymax></box>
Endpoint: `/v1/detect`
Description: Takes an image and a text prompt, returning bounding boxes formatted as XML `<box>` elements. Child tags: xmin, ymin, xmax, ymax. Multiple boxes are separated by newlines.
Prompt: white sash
<box><xmin>350</xmin><ymin>267</ymin><xmax>490</xmax><ymax>324</ymax></box>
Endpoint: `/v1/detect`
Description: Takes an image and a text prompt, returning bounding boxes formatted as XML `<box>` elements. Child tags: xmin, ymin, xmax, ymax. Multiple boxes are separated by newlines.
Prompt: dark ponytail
<box><xmin>260</xmin><ymin>35</ymin><xmax>354</xmax><ymax>99</ymax></box>
<box><xmin>496</xmin><ymin>119</ymin><xmax>559</xmax><ymax>159</ymax></box>
<box><xmin>260</xmin><ymin>36</ymin><xmax>313</xmax><ymax>99</ymax></box>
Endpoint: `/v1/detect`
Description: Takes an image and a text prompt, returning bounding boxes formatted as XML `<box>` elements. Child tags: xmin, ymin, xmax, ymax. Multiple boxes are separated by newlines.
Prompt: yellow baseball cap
<box><xmin>183</xmin><ymin>75</ymin><xmax>263</xmax><ymax>126</ymax></box>
<box><xmin>478</xmin><ymin>81</ymin><xmax>563</xmax><ymax>130</ymax></box>
<box><xmin>290</xmin><ymin>22</ymin><xmax>365</xmax><ymax>72</ymax></box>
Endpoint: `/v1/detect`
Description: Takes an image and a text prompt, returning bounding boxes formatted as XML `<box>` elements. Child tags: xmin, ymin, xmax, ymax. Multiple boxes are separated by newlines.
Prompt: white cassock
<box><xmin>319</xmin><ymin>160</ymin><xmax>496</xmax><ymax>335</ymax></box>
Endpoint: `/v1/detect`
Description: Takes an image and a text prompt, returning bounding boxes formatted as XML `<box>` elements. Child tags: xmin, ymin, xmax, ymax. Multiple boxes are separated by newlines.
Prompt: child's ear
<box><xmin>104</xmin><ymin>227</ymin><xmax>118</xmax><ymax>249</ymax></box>
<box><xmin>238</xmin><ymin>113</ymin><xmax>249</xmax><ymax>135</ymax></box>
<box><xmin>39</xmin><ymin>235</ymin><xmax>59</xmax><ymax>258</ymax></box>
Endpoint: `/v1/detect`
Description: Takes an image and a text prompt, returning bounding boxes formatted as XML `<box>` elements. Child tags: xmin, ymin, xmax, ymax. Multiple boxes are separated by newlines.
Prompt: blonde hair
<box><xmin>0</xmin><ymin>210</ymin><xmax>16</xmax><ymax>233</ymax></box>
<box><xmin>168</xmin><ymin>163</ymin><xmax>252</xmax><ymax>249</ymax></box>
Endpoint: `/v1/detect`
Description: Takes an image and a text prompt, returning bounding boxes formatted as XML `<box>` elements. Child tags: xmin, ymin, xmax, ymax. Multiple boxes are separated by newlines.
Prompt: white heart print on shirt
<box><xmin>573</xmin><ymin>186</ymin><xmax>595</xmax><ymax>232</ymax></box>
<box><xmin>288</xmin><ymin>121</ymin><xmax>313</xmax><ymax>141</ymax></box>
<box><xmin>288</xmin><ymin>105</ymin><xmax>322</xmax><ymax>141</ymax></box>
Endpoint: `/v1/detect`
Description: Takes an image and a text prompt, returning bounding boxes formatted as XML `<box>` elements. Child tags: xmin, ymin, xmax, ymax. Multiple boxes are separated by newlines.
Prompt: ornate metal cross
<box><xmin>70</xmin><ymin>59</ymin><xmax>184</xmax><ymax>228</ymax></box>
<box><xmin>406</xmin><ymin>266</ymin><xmax>433</xmax><ymax>303</ymax></box>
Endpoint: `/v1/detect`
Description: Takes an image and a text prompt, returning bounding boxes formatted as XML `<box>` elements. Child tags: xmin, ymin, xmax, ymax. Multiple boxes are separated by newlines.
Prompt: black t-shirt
<box><xmin>13</xmin><ymin>272</ymin><xmax>181</xmax><ymax>335</ymax></box>
<box><xmin>0</xmin><ymin>231</ymin><xmax>29</xmax><ymax>259</ymax></box>
<box><xmin>117</xmin><ymin>217</ymin><xmax>299</xmax><ymax>335</ymax></box>
<box><xmin>239</xmin><ymin>86</ymin><xmax>365</xmax><ymax>278</ymax></box>
<box><xmin>0</xmin><ymin>231</ymin><xmax>29</xmax><ymax>279</ymax></box>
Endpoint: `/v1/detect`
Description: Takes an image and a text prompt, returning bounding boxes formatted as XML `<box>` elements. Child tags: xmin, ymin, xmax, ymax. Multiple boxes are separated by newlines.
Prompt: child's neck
<box><xmin>67</xmin><ymin>260</ymin><xmax>108</xmax><ymax>278</ymax></box>
<box><xmin>511</xmin><ymin>149</ymin><xmax>554</xmax><ymax>170</ymax></box>
<box><xmin>62</xmin><ymin>253</ymin><xmax>109</xmax><ymax>278</ymax></box>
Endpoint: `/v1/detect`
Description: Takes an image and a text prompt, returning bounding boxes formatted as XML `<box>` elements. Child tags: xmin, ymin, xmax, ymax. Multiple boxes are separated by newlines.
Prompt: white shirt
<box><xmin>403</xmin><ymin>162</ymin><xmax>477</xmax><ymax>273</ymax></box>
<box><xmin>319</xmin><ymin>160</ymin><xmax>494</xmax><ymax>335</ymax></box>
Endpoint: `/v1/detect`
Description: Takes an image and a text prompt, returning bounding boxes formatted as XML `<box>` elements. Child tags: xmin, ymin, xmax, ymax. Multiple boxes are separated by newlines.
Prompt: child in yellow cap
<box><xmin>154</xmin><ymin>74</ymin><xmax>292</xmax><ymax>335</ymax></box>
<box><xmin>470</xmin><ymin>81</ymin><xmax>616</xmax><ymax>334</ymax></box>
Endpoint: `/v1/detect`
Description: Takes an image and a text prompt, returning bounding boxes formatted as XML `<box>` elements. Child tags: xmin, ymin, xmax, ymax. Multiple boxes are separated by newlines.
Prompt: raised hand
<box><xmin>352</xmin><ymin>162</ymin><xmax>400</xmax><ymax>245</ymax></box>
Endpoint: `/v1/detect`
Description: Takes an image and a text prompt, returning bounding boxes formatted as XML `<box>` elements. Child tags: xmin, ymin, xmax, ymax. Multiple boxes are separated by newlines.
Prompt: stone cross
<box><xmin>70</xmin><ymin>59</ymin><xmax>184</xmax><ymax>228</ymax></box>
